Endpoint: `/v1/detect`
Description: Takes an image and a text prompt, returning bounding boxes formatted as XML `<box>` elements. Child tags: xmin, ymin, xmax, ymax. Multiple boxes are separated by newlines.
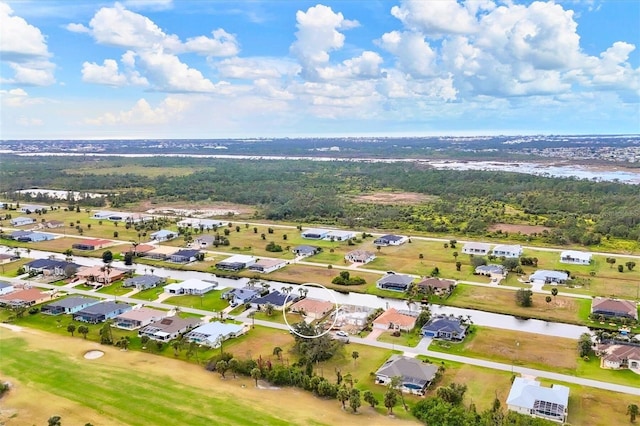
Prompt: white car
<box><xmin>335</xmin><ymin>331</ymin><xmax>348</xmax><ymax>338</ymax></box>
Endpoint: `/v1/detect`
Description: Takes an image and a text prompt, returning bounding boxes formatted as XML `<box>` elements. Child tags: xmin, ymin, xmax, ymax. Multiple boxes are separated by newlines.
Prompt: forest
<box><xmin>1</xmin><ymin>155</ymin><xmax>639</xmax><ymax>247</ymax></box>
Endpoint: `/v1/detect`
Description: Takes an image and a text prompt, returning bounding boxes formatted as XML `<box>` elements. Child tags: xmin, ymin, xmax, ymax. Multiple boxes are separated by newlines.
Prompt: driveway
<box><xmin>365</xmin><ymin>328</ymin><xmax>385</xmax><ymax>341</ymax></box>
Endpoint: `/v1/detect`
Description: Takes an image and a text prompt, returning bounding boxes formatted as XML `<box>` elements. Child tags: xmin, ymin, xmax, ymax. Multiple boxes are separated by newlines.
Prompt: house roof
<box><xmin>591</xmin><ymin>297</ymin><xmax>638</xmax><ymax>318</ymax></box>
<box><xmin>26</xmin><ymin>259</ymin><xmax>78</xmax><ymax>270</ymax></box>
<box><xmin>116</xmin><ymin>307</ymin><xmax>167</xmax><ymax>322</ymax></box>
<box><xmin>251</xmin><ymin>258</ymin><xmax>287</xmax><ymax>268</ymax></box>
<box><xmin>151</xmin><ymin>230</ymin><xmax>176</xmax><ymax>237</ymax></box>
<box><xmin>374</xmin><ymin>234</ymin><xmax>405</xmax><ymax>242</ymax></box>
<box><xmin>76</xmin><ymin>265</ymin><xmax>126</xmax><ymax>279</ymax></box>
<box><xmin>506</xmin><ymin>377</ymin><xmax>569</xmax><ymax>410</ymax></box>
<box><xmin>195</xmin><ymin>235</ymin><xmax>216</xmax><ymax>244</ymax></box>
<box><xmin>124</xmin><ymin>244</ymin><xmax>155</xmax><ymax>254</ymax></box>
<box><xmin>422</xmin><ymin>316</ymin><xmax>467</xmax><ymax>335</ymax></box>
<box><xmin>0</xmin><ymin>281</ymin><xmax>13</xmax><ymax>289</ymax></box>
<box><xmin>346</xmin><ymin>250</ymin><xmax>375</xmax><ymax>260</ymax></box>
<box><xmin>186</xmin><ymin>321</ymin><xmax>244</xmax><ymax>342</ymax></box>
<box><xmin>560</xmin><ymin>250</ymin><xmax>592</xmax><ymax>260</ymax></box>
<box><xmin>463</xmin><ymin>242</ymin><xmax>491</xmax><ymax>251</ymax></box>
<box><xmin>0</xmin><ymin>254</ymin><xmax>18</xmax><ymax>261</ymax></box>
<box><xmin>220</xmin><ymin>254</ymin><xmax>256</xmax><ymax>264</ymax></box>
<box><xmin>124</xmin><ymin>275</ymin><xmax>164</xmax><ymax>287</ymax></box>
<box><xmin>252</xmin><ymin>291</ymin><xmax>296</xmax><ymax>307</ymax></box>
<box><xmin>293</xmin><ymin>245</ymin><xmax>319</xmax><ymax>254</ymax></box>
<box><xmin>417</xmin><ymin>277</ymin><xmax>455</xmax><ymax>289</ymax></box>
<box><xmin>325</xmin><ymin>230</ymin><xmax>355</xmax><ymax>238</ymax></box>
<box><xmin>227</xmin><ymin>287</ymin><xmax>261</xmax><ymax>299</ymax></box>
<box><xmin>599</xmin><ymin>344</ymin><xmax>640</xmax><ymax>363</ymax></box>
<box><xmin>141</xmin><ymin>316</ymin><xmax>201</xmax><ymax>334</ymax></box>
<box><xmin>302</xmin><ymin>228</ymin><xmax>329</xmax><ymax>236</ymax></box>
<box><xmin>377</xmin><ymin>273</ymin><xmax>415</xmax><ymax>286</ymax></box>
<box><xmin>493</xmin><ymin>244</ymin><xmax>522</xmax><ymax>253</ymax></box>
<box><xmin>290</xmin><ymin>298</ymin><xmax>334</xmax><ymax>315</ymax></box>
<box><xmin>375</xmin><ymin>355</ymin><xmax>438</xmax><ymax>387</ymax></box>
<box><xmin>77</xmin><ymin>238</ymin><xmax>111</xmax><ymax>246</ymax></box>
<box><xmin>530</xmin><ymin>270</ymin><xmax>569</xmax><ymax>281</ymax></box>
<box><xmin>475</xmin><ymin>264</ymin><xmax>506</xmax><ymax>274</ymax></box>
<box><xmin>45</xmin><ymin>296</ymin><xmax>98</xmax><ymax>309</ymax></box>
<box><xmin>0</xmin><ymin>288</ymin><xmax>48</xmax><ymax>303</ymax></box>
<box><xmin>372</xmin><ymin>308</ymin><xmax>417</xmax><ymax>328</ymax></box>
<box><xmin>166</xmin><ymin>279</ymin><xmax>216</xmax><ymax>291</ymax></box>
<box><xmin>76</xmin><ymin>301</ymin><xmax>130</xmax><ymax>315</ymax></box>
<box><xmin>171</xmin><ymin>249</ymin><xmax>200</xmax><ymax>258</ymax></box>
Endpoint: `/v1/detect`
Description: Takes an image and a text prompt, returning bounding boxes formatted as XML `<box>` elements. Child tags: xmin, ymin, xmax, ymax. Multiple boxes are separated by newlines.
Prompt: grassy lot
<box><xmin>0</xmin><ymin>258</ymin><xmax>30</xmax><ymax>277</ymax></box>
<box><xmin>376</xmin><ymin>329</ymin><xmax>422</xmax><ymax>347</ymax></box>
<box><xmin>251</xmin><ymin>310</ymin><xmax>305</xmax><ymax>326</ymax></box>
<box><xmin>130</xmin><ymin>285</ymin><xmax>167</xmax><ymax>302</ymax></box>
<box><xmin>164</xmin><ymin>289</ymin><xmax>229</xmax><ymax>311</ymax></box>
<box><xmin>65</xmin><ymin>164</ymin><xmax>207</xmax><ymax>177</ymax></box>
<box><xmin>224</xmin><ymin>325</ymin><xmax>296</xmax><ymax>361</ymax></box>
<box><xmin>446</xmin><ymin>283</ymin><xmax>591</xmax><ymax>325</ymax></box>
<box><xmin>96</xmin><ymin>280</ymin><xmax>131</xmax><ymax>296</ymax></box>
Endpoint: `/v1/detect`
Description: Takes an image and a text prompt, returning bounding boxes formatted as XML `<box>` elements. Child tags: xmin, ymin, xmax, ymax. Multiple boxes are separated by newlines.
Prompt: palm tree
<box><xmin>77</xmin><ymin>325</ymin><xmax>89</xmax><ymax>339</ymax></box>
<box><xmin>63</xmin><ymin>249</ymin><xmax>74</xmax><ymax>262</ymax></box>
<box><xmin>251</xmin><ymin>367</ymin><xmax>261</xmax><ymax>387</ymax></box>
<box><xmin>351</xmin><ymin>351</ymin><xmax>359</xmax><ymax>366</ymax></box>
<box><xmin>228</xmin><ymin>358</ymin><xmax>239</xmax><ymax>378</ymax></box>
<box><xmin>628</xmin><ymin>404</ymin><xmax>639</xmax><ymax>423</ymax></box>
<box><xmin>384</xmin><ymin>389</ymin><xmax>398</xmax><ymax>414</ymax></box>
<box><xmin>67</xmin><ymin>324</ymin><xmax>76</xmax><ymax>336</ymax></box>
<box><xmin>390</xmin><ymin>375</ymin><xmax>408</xmax><ymax>410</ymax></box>
<box><xmin>337</xmin><ymin>385</ymin><xmax>349</xmax><ymax>410</ymax></box>
<box><xmin>273</xmin><ymin>346</ymin><xmax>283</xmax><ymax>362</ymax></box>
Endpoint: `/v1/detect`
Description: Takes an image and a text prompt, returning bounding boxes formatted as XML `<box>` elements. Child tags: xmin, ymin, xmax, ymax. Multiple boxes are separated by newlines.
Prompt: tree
<box><xmin>628</xmin><ymin>403</ymin><xmax>639</xmax><ymax>423</ymax></box>
<box><xmin>626</xmin><ymin>261</ymin><xmax>636</xmax><ymax>271</ymax></box>
<box><xmin>337</xmin><ymin>385</ymin><xmax>350</xmax><ymax>410</ymax></box>
<box><xmin>264</xmin><ymin>303</ymin><xmax>275</xmax><ymax>317</ymax></box>
<box><xmin>78</xmin><ymin>325</ymin><xmax>89</xmax><ymax>339</ymax></box>
<box><xmin>67</xmin><ymin>324</ymin><xmax>76</xmax><ymax>337</ymax></box>
<box><xmin>578</xmin><ymin>332</ymin><xmax>593</xmax><ymax>357</ymax></box>
<box><xmin>606</xmin><ymin>257</ymin><xmax>617</xmax><ymax>268</ymax></box>
<box><xmin>455</xmin><ymin>261</ymin><xmax>462</xmax><ymax>271</ymax></box>
<box><xmin>436</xmin><ymin>383</ymin><xmax>467</xmax><ymax>405</ymax></box>
<box><xmin>551</xmin><ymin>287</ymin><xmax>558</xmax><ymax>300</ymax></box>
<box><xmin>618</xmin><ymin>264</ymin><xmax>624</xmax><ymax>273</ymax></box>
<box><xmin>452</xmin><ymin>251</ymin><xmax>458</xmax><ymax>260</ymax></box>
<box><xmin>349</xmin><ymin>388</ymin><xmax>361</xmax><ymax>413</ymax></box>
<box><xmin>363</xmin><ymin>390</ymin><xmax>379</xmax><ymax>408</ymax></box>
<box><xmin>216</xmin><ymin>360</ymin><xmax>228</xmax><ymax>379</ymax></box>
<box><xmin>390</xmin><ymin>376</ymin><xmax>407</xmax><ymax>411</ymax></box>
<box><xmin>251</xmin><ymin>367</ymin><xmax>261</xmax><ymax>386</ymax></box>
<box><xmin>102</xmin><ymin>250</ymin><xmax>113</xmax><ymax>264</ymax></box>
<box><xmin>545</xmin><ymin>295</ymin><xmax>552</xmax><ymax>305</ymax></box>
<box><xmin>273</xmin><ymin>346</ymin><xmax>283</xmax><ymax>362</ymax></box>
<box><xmin>502</xmin><ymin>257</ymin><xmax>520</xmax><ymax>272</ymax></box>
<box><xmin>48</xmin><ymin>416</ymin><xmax>62</xmax><ymax>426</ymax></box>
<box><xmin>384</xmin><ymin>389</ymin><xmax>398</xmax><ymax>414</ymax></box>
<box><xmin>515</xmin><ymin>288</ymin><xmax>533</xmax><ymax>307</ymax></box>
<box><xmin>63</xmin><ymin>249</ymin><xmax>74</xmax><ymax>261</ymax></box>
<box><xmin>351</xmin><ymin>351</ymin><xmax>359</xmax><ymax>366</ymax></box>
<box><xmin>123</xmin><ymin>251</ymin><xmax>134</xmax><ymax>266</ymax></box>
<box><xmin>228</xmin><ymin>358</ymin><xmax>239</xmax><ymax>378</ymax></box>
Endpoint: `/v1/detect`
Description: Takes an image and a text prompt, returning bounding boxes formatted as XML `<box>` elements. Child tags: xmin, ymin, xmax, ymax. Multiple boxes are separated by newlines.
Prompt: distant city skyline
<box><xmin>1</xmin><ymin>0</ymin><xmax>639</xmax><ymax>139</ymax></box>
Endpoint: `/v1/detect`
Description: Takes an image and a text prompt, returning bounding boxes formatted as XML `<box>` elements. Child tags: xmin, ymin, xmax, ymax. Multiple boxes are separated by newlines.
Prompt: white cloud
<box><xmin>316</xmin><ymin>51</ymin><xmax>383</xmax><ymax>80</ymax></box>
<box><xmin>81</xmin><ymin>56</ymin><xmax>149</xmax><ymax>87</ymax></box>
<box><xmin>65</xmin><ymin>23</ymin><xmax>89</xmax><ymax>33</ymax></box>
<box><xmin>16</xmin><ymin>116</ymin><xmax>44</xmax><ymax>127</ymax></box>
<box><xmin>216</xmin><ymin>57</ymin><xmax>300</xmax><ymax>80</ymax></box>
<box><xmin>0</xmin><ymin>88</ymin><xmax>44</xmax><ymax>107</ymax></box>
<box><xmin>391</xmin><ymin>0</ymin><xmax>479</xmax><ymax>36</ymax></box>
<box><xmin>290</xmin><ymin>4</ymin><xmax>359</xmax><ymax>80</ymax></box>
<box><xmin>85</xmin><ymin>96</ymin><xmax>188</xmax><ymax>125</ymax></box>
<box><xmin>123</xmin><ymin>0</ymin><xmax>173</xmax><ymax>11</ymax></box>
<box><xmin>183</xmin><ymin>29</ymin><xmax>239</xmax><ymax>57</ymax></box>
<box><xmin>378</xmin><ymin>31</ymin><xmax>437</xmax><ymax>77</ymax></box>
<box><xmin>0</xmin><ymin>2</ymin><xmax>55</xmax><ymax>85</ymax></box>
<box><xmin>136</xmin><ymin>48</ymin><xmax>219</xmax><ymax>92</ymax></box>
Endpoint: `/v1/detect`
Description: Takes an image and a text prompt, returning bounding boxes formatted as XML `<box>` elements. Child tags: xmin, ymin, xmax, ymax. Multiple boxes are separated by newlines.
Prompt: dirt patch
<box><xmin>488</xmin><ymin>223</ymin><xmax>551</xmax><ymax>235</ymax></box>
<box><xmin>133</xmin><ymin>200</ymin><xmax>256</xmax><ymax>215</ymax></box>
<box><xmin>351</xmin><ymin>192</ymin><xmax>437</xmax><ymax>205</ymax></box>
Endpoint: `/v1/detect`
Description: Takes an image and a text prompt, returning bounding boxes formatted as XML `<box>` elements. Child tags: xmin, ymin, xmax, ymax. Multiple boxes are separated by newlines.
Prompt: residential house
<box><xmin>0</xmin><ymin>253</ymin><xmax>20</xmax><ymax>264</ymax></box>
<box><xmin>169</xmin><ymin>249</ymin><xmax>200</xmax><ymax>263</ymax></box>
<box><xmin>0</xmin><ymin>281</ymin><xmax>15</xmax><ymax>296</ymax></box>
<box><xmin>122</xmin><ymin>244</ymin><xmax>155</xmax><ymax>257</ymax></box>
<box><xmin>591</xmin><ymin>297</ymin><xmax>638</xmax><ymax>321</ymax></box>
<box><xmin>41</xmin><ymin>296</ymin><xmax>99</xmax><ymax>315</ymax></box>
<box><xmin>164</xmin><ymin>278</ymin><xmax>218</xmax><ymax>295</ymax></box>
<box><xmin>72</xmin><ymin>239</ymin><xmax>111</xmax><ymax>251</ymax></box>
<box><xmin>9</xmin><ymin>217</ymin><xmax>36</xmax><ymax>227</ymax></box>
<box><xmin>139</xmin><ymin>316</ymin><xmax>201</xmax><ymax>341</ymax></box>
<box><xmin>150</xmin><ymin>229</ymin><xmax>177</xmax><ymax>242</ymax></box>
<box><xmin>416</xmin><ymin>277</ymin><xmax>456</xmax><ymax>297</ymax></box>
<box><xmin>19</xmin><ymin>204</ymin><xmax>49</xmax><ymax>213</ymax></box>
<box><xmin>290</xmin><ymin>298</ymin><xmax>334</xmax><ymax>321</ymax></box>
<box><xmin>376</xmin><ymin>273</ymin><xmax>415</xmax><ymax>292</ymax></box>
<box><xmin>176</xmin><ymin>218</ymin><xmax>227</xmax><ymax>230</ymax></box>
<box><xmin>529</xmin><ymin>270</ymin><xmax>569</xmax><ymax>284</ymax></box>
<box><xmin>292</xmin><ymin>245</ymin><xmax>321</xmax><ymax>257</ymax></box>
<box><xmin>596</xmin><ymin>344</ymin><xmax>640</xmax><ymax>371</ymax></box>
<box><xmin>184</xmin><ymin>321</ymin><xmax>247</xmax><ymax>347</ymax></box>
<box><xmin>14</xmin><ymin>231</ymin><xmax>55</xmax><ymax>242</ymax></box>
<box><xmin>215</xmin><ymin>254</ymin><xmax>256</xmax><ymax>271</ymax></box>
<box><xmin>492</xmin><ymin>244</ymin><xmax>523</xmax><ymax>258</ymax></box>
<box><xmin>145</xmin><ymin>245</ymin><xmax>176</xmax><ymax>260</ymax></box>
<box><xmin>0</xmin><ymin>288</ymin><xmax>50</xmax><ymax>307</ymax></box>
<box><xmin>24</xmin><ymin>259</ymin><xmax>79</xmax><ymax>276</ymax></box>
<box><xmin>122</xmin><ymin>275</ymin><xmax>166</xmax><ymax>290</ymax></box>
<box><xmin>114</xmin><ymin>307</ymin><xmax>167</xmax><ymax>330</ymax></box>
<box><xmin>324</xmin><ymin>230</ymin><xmax>357</xmax><ymax>241</ymax></box>
<box><xmin>372</xmin><ymin>308</ymin><xmax>418</xmax><ymax>332</ymax></box>
<box><xmin>560</xmin><ymin>250</ymin><xmax>592</xmax><ymax>265</ymax></box>
<box><xmin>44</xmin><ymin>220</ymin><xmax>65</xmax><ymax>229</ymax></box>
<box><xmin>475</xmin><ymin>264</ymin><xmax>506</xmax><ymax>277</ymax></box>
<box><xmin>506</xmin><ymin>377</ymin><xmax>569</xmax><ymax>424</ymax></box>
<box><xmin>73</xmin><ymin>301</ymin><xmax>132</xmax><ymax>323</ymax></box>
<box><xmin>222</xmin><ymin>287</ymin><xmax>261</xmax><ymax>306</ymax></box>
<box><xmin>75</xmin><ymin>265</ymin><xmax>127</xmax><ymax>287</ymax></box>
<box><xmin>462</xmin><ymin>242</ymin><xmax>491</xmax><ymax>255</ymax></box>
<box><xmin>375</xmin><ymin>355</ymin><xmax>438</xmax><ymax>396</ymax></box>
<box><xmin>421</xmin><ymin>315</ymin><xmax>468</xmax><ymax>341</ymax></box>
<box><xmin>248</xmin><ymin>258</ymin><xmax>288</xmax><ymax>274</ymax></box>
<box><xmin>345</xmin><ymin>250</ymin><xmax>376</xmax><ymax>264</ymax></box>
<box><xmin>301</xmin><ymin>228</ymin><xmax>330</xmax><ymax>240</ymax></box>
<box><xmin>373</xmin><ymin>234</ymin><xmax>408</xmax><ymax>246</ymax></box>
<box><xmin>194</xmin><ymin>235</ymin><xmax>216</xmax><ymax>248</ymax></box>
<box><xmin>332</xmin><ymin>305</ymin><xmax>374</xmax><ymax>330</ymax></box>
<box><xmin>251</xmin><ymin>291</ymin><xmax>298</xmax><ymax>310</ymax></box>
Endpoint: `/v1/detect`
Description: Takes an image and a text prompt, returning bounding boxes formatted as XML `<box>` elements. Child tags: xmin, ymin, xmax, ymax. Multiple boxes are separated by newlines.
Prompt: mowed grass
<box><xmin>164</xmin><ymin>289</ymin><xmax>229</xmax><ymax>311</ymax></box>
<box><xmin>446</xmin><ymin>284</ymin><xmax>591</xmax><ymax>324</ymax></box>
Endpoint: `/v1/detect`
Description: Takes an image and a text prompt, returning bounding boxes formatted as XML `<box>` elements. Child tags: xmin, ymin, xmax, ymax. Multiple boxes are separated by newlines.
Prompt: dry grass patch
<box><xmin>350</xmin><ymin>192</ymin><xmax>438</xmax><ymax>205</ymax></box>
<box><xmin>488</xmin><ymin>223</ymin><xmax>551</xmax><ymax>234</ymax></box>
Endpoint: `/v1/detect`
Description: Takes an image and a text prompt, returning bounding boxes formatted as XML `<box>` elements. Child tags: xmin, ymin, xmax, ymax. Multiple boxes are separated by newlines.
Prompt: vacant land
<box><xmin>488</xmin><ymin>223</ymin><xmax>551</xmax><ymax>234</ymax></box>
<box><xmin>447</xmin><ymin>284</ymin><xmax>591</xmax><ymax>324</ymax></box>
<box><xmin>350</xmin><ymin>192</ymin><xmax>437</xmax><ymax>205</ymax></box>
<box><xmin>0</xmin><ymin>326</ymin><xmax>418</xmax><ymax>426</ymax></box>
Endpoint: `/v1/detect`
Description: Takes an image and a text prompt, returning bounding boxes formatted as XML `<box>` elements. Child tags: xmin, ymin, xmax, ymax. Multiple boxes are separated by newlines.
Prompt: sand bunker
<box><xmin>84</xmin><ymin>350</ymin><xmax>104</xmax><ymax>360</ymax></box>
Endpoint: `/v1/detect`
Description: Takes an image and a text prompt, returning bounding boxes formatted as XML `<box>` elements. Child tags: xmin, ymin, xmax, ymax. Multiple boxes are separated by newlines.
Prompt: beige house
<box><xmin>290</xmin><ymin>298</ymin><xmax>334</xmax><ymax>321</ymax></box>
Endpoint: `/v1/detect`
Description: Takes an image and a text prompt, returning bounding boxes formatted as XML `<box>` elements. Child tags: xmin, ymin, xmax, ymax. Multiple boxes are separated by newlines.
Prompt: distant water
<box><xmin>8</xmin><ymin>152</ymin><xmax>640</xmax><ymax>184</ymax></box>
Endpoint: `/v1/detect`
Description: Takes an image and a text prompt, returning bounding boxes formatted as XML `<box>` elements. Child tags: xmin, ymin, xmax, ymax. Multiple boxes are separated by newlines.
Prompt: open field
<box><xmin>96</xmin><ymin>280</ymin><xmax>132</xmax><ymax>296</ymax></box>
<box><xmin>0</xmin><ymin>326</ymin><xmax>419</xmax><ymax>426</ymax></box>
<box><xmin>64</xmin><ymin>164</ymin><xmax>209</xmax><ymax>177</ymax></box>
<box><xmin>349</xmin><ymin>192</ymin><xmax>438</xmax><ymax>205</ymax></box>
<box><xmin>447</xmin><ymin>284</ymin><xmax>592</xmax><ymax>324</ymax></box>
<box><xmin>164</xmin><ymin>289</ymin><xmax>229</xmax><ymax>311</ymax></box>
<box><xmin>488</xmin><ymin>223</ymin><xmax>551</xmax><ymax>234</ymax></box>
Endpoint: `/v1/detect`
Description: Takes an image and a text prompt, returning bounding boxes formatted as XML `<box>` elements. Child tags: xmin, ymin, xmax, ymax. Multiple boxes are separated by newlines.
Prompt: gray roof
<box><xmin>141</xmin><ymin>316</ymin><xmax>201</xmax><ymax>334</ymax></box>
<box><xmin>530</xmin><ymin>270</ymin><xmax>569</xmax><ymax>281</ymax></box>
<box><xmin>374</xmin><ymin>234</ymin><xmax>404</xmax><ymax>242</ymax></box>
<box><xmin>46</xmin><ymin>296</ymin><xmax>97</xmax><ymax>309</ymax></box>
<box><xmin>293</xmin><ymin>245</ymin><xmax>319</xmax><ymax>254</ymax></box>
<box><xmin>124</xmin><ymin>274</ymin><xmax>164</xmax><ymax>287</ymax></box>
<box><xmin>422</xmin><ymin>316</ymin><xmax>467</xmax><ymax>334</ymax></box>
<box><xmin>76</xmin><ymin>301</ymin><xmax>130</xmax><ymax>315</ymax></box>
<box><xmin>377</xmin><ymin>274</ymin><xmax>414</xmax><ymax>286</ymax></box>
<box><xmin>0</xmin><ymin>281</ymin><xmax>13</xmax><ymax>289</ymax></box>
<box><xmin>375</xmin><ymin>355</ymin><xmax>438</xmax><ymax>387</ymax></box>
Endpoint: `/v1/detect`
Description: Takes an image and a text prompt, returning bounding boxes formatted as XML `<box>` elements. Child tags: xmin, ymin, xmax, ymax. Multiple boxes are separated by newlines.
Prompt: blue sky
<box><xmin>1</xmin><ymin>0</ymin><xmax>638</xmax><ymax>139</ymax></box>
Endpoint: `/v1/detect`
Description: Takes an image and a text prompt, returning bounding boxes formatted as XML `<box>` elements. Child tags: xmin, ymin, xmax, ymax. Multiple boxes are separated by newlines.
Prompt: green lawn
<box><xmin>130</xmin><ymin>285</ymin><xmax>167</xmax><ymax>302</ymax></box>
<box><xmin>376</xmin><ymin>330</ymin><xmax>422</xmax><ymax>347</ymax></box>
<box><xmin>96</xmin><ymin>280</ymin><xmax>131</xmax><ymax>296</ymax></box>
<box><xmin>164</xmin><ymin>289</ymin><xmax>229</xmax><ymax>311</ymax></box>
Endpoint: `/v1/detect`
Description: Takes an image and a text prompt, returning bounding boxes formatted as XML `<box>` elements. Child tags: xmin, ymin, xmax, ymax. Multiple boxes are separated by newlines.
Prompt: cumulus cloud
<box><xmin>0</xmin><ymin>88</ymin><xmax>44</xmax><ymax>107</ymax></box>
<box><xmin>85</xmin><ymin>96</ymin><xmax>188</xmax><ymax>125</ymax></box>
<box><xmin>216</xmin><ymin>57</ymin><xmax>300</xmax><ymax>80</ymax></box>
<box><xmin>290</xmin><ymin>4</ymin><xmax>359</xmax><ymax>80</ymax></box>
<box><xmin>391</xmin><ymin>0</ymin><xmax>479</xmax><ymax>36</ymax></box>
<box><xmin>0</xmin><ymin>2</ymin><xmax>55</xmax><ymax>85</ymax></box>
<box><xmin>81</xmin><ymin>54</ymin><xmax>149</xmax><ymax>87</ymax></box>
<box><xmin>378</xmin><ymin>31</ymin><xmax>437</xmax><ymax>77</ymax></box>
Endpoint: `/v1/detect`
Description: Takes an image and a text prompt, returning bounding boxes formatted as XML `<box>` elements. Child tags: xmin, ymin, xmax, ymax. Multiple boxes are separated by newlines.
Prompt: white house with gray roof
<box><xmin>184</xmin><ymin>321</ymin><xmax>247</xmax><ymax>347</ymax></box>
<box><xmin>560</xmin><ymin>250</ymin><xmax>592</xmax><ymax>265</ymax></box>
<box><xmin>375</xmin><ymin>355</ymin><xmax>438</xmax><ymax>396</ymax></box>
<box><xmin>506</xmin><ymin>377</ymin><xmax>569</xmax><ymax>424</ymax></box>
<box><xmin>492</xmin><ymin>244</ymin><xmax>523</xmax><ymax>258</ymax></box>
<box><xmin>41</xmin><ymin>297</ymin><xmax>99</xmax><ymax>315</ymax></box>
<box><xmin>122</xmin><ymin>275</ymin><xmax>165</xmax><ymax>290</ymax></box>
<box><xmin>530</xmin><ymin>270</ymin><xmax>569</xmax><ymax>284</ymax></box>
<box><xmin>462</xmin><ymin>242</ymin><xmax>491</xmax><ymax>255</ymax></box>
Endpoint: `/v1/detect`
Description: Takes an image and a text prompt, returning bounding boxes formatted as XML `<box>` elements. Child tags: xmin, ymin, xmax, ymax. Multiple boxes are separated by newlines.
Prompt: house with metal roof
<box><xmin>150</xmin><ymin>229</ymin><xmax>177</xmax><ymax>242</ymax></box>
<box><xmin>560</xmin><ymin>250</ymin><xmax>592</xmax><ymax>265</ymax></box>
<box><xmin>376</xmin><ymin>273</ymin><xmax>415</xmax><ymax>292</ymax></box>
<box><xmin>301</xmin><ymin>228</ymin><xmax>331</xmax><ymax>240</ymax></box>
<box><xmin>421</xmin><ymin>315</ymin><xmax>468</xmax><ymax>341</ymax></box>
<box><xmin>248</xmin><ymin>258</ymin><xmax>288</xmax><ymax>274</ymax></box>
<box><xmin>222</xmin><ymin>287</ymin><xmax>262</xmax><ymax>306</ymax></box>
<box><xmin>215</xmin><ymin>254</ymin><xmax>256</xmax><ymax>271</ymax></box>
<box><xmin>345</xmin><ymin>249</ymin><xmax>376</xmax><ymax>264</ymax></box>
<box><xmin>138</xmin><ymin>316</ymin><xmax>201</xmax><ymax>341</ymax></box>
<box><xmin>492</xmin><ymin>244</ymin><xmax>523</xmax><ymax>258</ymax></box>
<box><xmin>41</xmin><ymin>296</ymin><xmax>100</xmax><ymax>315</ymax></box>
<box><xmin>9</xmin><ymin>216</ymin><xmax>36</xmax><ymax>227</ymax></box>
<box><xmin>292</xmin><ymin>245</ymin><xmax>322</xmax><ymax>257</ymax></box>
<box><xmin>0</xmin><ymin>281</ymin><xmax>15</xmax><ymax>296</ymax></box>
<box><xmin>122</xmin><ymin>274</ymin><xmax>166</xmax><ymax>290</ymax></box>
<box><xmin>506</xmin><ymin>377</ymin><xmax>569</xmax><ymax>424</ymax></box>
<box><xmin>184</xmin><ymin>321</ymin><xmax>247</xmax><ymax>347</ymax></box>
<box><xmin>24</xmin><ymin>259</ymin><xmax>79</xmax><ymax>276</ymax></box>
<box><xmin>475</xmin><ymin>264</ymin><xmax>506</xmax><ymax>277</ymax></box>
<box><xmin>164</xmin><ymin>278</ymin><xmax>218</xmax><ymax>295</ymax></box>
<box><xmin>375</xmin><ymin>355</ymin><xmax>438</xmax><ymax>396</ymax></box>
<box><xmin>462</xmin><ymin>242</ymin><xmax>491</xmax><ymax>255</ymax></box>
<box><xmin>72</xmin><ymin>239</ymin><xmax>112</xmax><ymax>251</ymax></box>
<box><xmin>114</xmin><ymin>307</ymin><xmax>167</xmax><ymax>330</ymax></box>
<box><xmin>529</xmin><ymin>270</ymin><xmax>569</xmax><ymax>284</ymax></box>
<box><xmin>73</xmin><ymin>301</ymin><xmax>132</xmax><ymax>323</ymax></box>
<box><xmin>250</xmin><ymin>290</ymin><xmax>298</xmax><ymax>310</ymax></box>
<box><xmin>169</xmin><ymin>249</ymin><xmax>200</xmax><ymax>263</ymax></box>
